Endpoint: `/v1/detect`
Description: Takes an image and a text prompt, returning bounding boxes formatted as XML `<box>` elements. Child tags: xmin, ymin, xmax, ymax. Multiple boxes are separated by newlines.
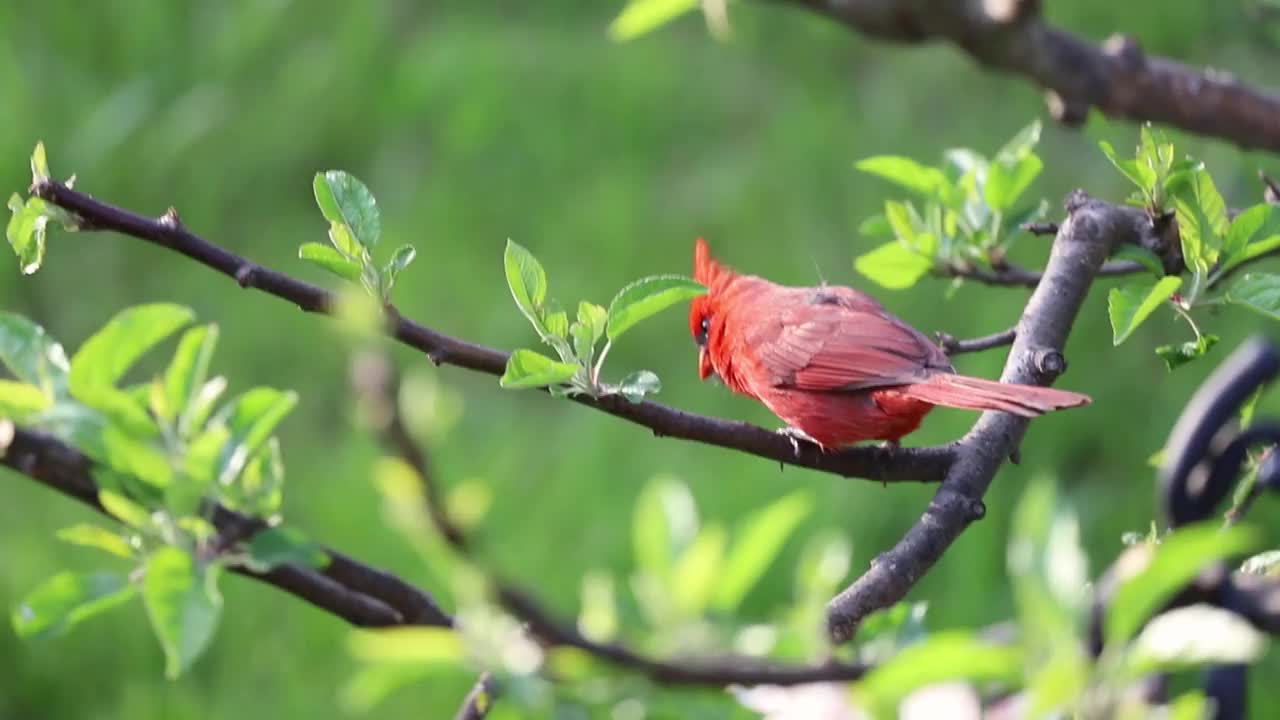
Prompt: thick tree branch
<box><xmin>0</xmin><ymin>423</ymin><xmax>454</xmax><ymax>629</ymax></box>
<box><xmin>31</xmin><ymin>179</ymin><xmax>953</xmax><ymax>484</ymax></box>
<box><xmin>781</xmin><ymin>0</ymin><xmax>1280</xmax><ymax>152</ymax></box>
<box><xmin>826</xmin><ymin>191</ymin><xmax>1161</xmax><ymax>642</ymax></box>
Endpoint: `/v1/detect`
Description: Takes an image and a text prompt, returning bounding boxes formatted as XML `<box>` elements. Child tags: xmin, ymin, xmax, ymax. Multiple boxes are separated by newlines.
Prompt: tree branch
<box><xmin>30</xmin><ymin>179</ymin><xmax>954</xmax><ymax>485</ymax></box>
<box><xmin>780</xmin><ymin>0</ymin><xmax>1280</xmax><ymax>152</ymax></box>
<box><xmin>0</xmin><ymin>423</ymin><xmax>454</xmax><ymax>629</ymax></box>
<box><xmin>826</xmin><ymin>191</ymin><xmax>1164</xmax><ymax>642</ymax></box>
<box><xmin>941</xmin><ymin>258</ymin><xmax>1144</xmax><ymax>288</ymax></box>
<box><xmin>937</xmin><ymin>327</ymin><xmax>1016</xmax><ymax>355</ymax></box>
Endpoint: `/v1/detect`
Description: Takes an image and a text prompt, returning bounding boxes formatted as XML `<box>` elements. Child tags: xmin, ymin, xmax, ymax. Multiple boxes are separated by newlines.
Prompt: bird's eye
<box><xmin>695</xmin><ymin>317</ymin><xmax>710</xmax><ymax>346</ymax></box>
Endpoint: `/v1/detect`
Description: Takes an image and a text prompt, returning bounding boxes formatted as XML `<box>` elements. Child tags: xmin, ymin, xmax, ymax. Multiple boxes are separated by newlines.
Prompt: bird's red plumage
<box><xmin>689</xmin><ymin>238</ymin><xmax>1090</xmax><ymax>447</ymax></box>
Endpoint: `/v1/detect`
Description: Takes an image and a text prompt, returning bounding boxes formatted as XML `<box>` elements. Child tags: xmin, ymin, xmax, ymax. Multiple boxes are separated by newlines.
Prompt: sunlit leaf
<box><xmin>605</xmin><ymin>275</ymin><xmax>706</xmax><ymax>341</ymax></box>
<box><xmin>299</xmin><ymin>242</ymin><xmax>363</xmax><ymax>282</ymax></box>
<box><xmin>498</xmin><ymin>349</ymin><xmax>580</xmax><ymax>389</ymax></box>
<box><xmin>855</xmin><ymin>156</ymin><xmax>947</xmax><ymax>196</ymax></box>
<box><xmin>633</xmin><ymin>475</ymin><xmax>697</xmax><ymax>581</ymax></box>
<box><xmin>504</xmin><ymin>239</ymin><xmax>549</xmax><ymax>335</ymax></box>
<box><xmin>162</xmin><ymin>324</ymin><xmax>218</xmax><ymax>426</ymax></box>
<box><xmin>1099</xmin><ymin>140</ymin><xmax>1152</xmax><ymax>194</ymax></box>
<box><xmin>1223</xmin><ymin>204</ymin><xmax>1272</xmax><ymax>263</ymax></box>
<box><xmin>313</xmin><ymin>171</ymin><xmax>381</xmax><ymax>249</ymax></box>
<box><xmin>854</xmin><ymin>632</ymin><xmax>1022</xmax><ymax>717</ymax></box>
<box><xmin>210</xmin><ymin>387</ymin><xmax>298</xmax><ymax>486</ymax></box>
<box><xmin>381</xmin><ymin>244</ymin><xmax>416</xmax><ymax>294</ymax></box>
<box><xmin>578</xmin><ymin>571</ymin><xmax>618</xmax><ymax>642</ymax></box>
<box><xmin>1226</xmin><ymin>273</ymin><xmax>1280</xmax><ymax>321</ymax></box>
<box><xmin>6</xmin><ymin>194</ymin><xmax>48</xmax><ymax>274</ymax></box>
<box><xmin>347</xmin><ymin>627</ymin><xmax>463</xmax><ymax>663</ymax></box>
<box><xmin>984</xmin><ymin>153</ymin><xmax>1042</xmax><ymax>211</ymax></box>
<box><xmin>11</xmin><ymin>571</ymin><xmax>135</xmax><ymax>638</ymax></box>
<box><xmin>98</xmin><ymin>489</ymin><xmax>154</xmax><ymax>530</ymax></box>
<box><xmin>143</xmin><ymin>548</ymin><xmax>222</xmax><ymax>679</ymax></box>
<box><xmin>69</xmin><ymin>303</ymin><xmax>195</xmax><ymax>393</ymax></box>
<box><xmin>608</xmin><ymin>0</ymin><xmax>699</xmax><ymax>41</ymax></box>
<box><xmin>671</xmin><ymin>523</ymin><xmax>726</xmax><ymax>615</ymax></box>
<box><xmin>854</xmin><ymin>241</ymin><xmax>932</xmax><ymax>290</ymax></box>
<box><xmin>0</xmin><ymin>380</ymin><xmax>52</xmax><ymax>418</ymax></box>
<box><xmin>1107</xmin><ymin>276</ymin><xmax>1182</xmax><ymax>345</ymax></box>
<box><xmin>0</xmin><ymin>313</ymin><xmax>69</xmax><ymax>398</ymax></box>
<box><xmin>713</xmin><ymin>491</ymin><xmax>812</xmax><ymax>611</ymax></box>
<box><xmin>55</xmin><ymin>523</ymin><xmax>136</xmax><ymax>559</ymax></box>
<box><xmin>996</xmin><ymin>119</ymin><xmax>1042</xmax><ymax>162</ymax></box>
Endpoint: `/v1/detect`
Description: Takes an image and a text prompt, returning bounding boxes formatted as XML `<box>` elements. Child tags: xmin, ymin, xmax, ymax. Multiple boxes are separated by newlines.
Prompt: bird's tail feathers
<box><xmin>900</xmin><ymin>373</ymin><xmax>1090</xmax><ymax>417</ymax></box>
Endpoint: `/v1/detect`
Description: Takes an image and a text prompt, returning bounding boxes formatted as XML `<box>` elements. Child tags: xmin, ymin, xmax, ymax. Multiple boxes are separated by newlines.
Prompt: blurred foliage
<box><xmin>3</xmin><ymin>0</ymin><xmax>1280</xmax><ymax>717</ymax></box>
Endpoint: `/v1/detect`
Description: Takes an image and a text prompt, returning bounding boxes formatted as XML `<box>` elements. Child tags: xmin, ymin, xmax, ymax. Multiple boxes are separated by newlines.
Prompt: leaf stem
<box><xmin>591</xmin><ymin>339</ymin><xmax>612</xmax><ymax>388</ymax></box>
<box><xmin>1171</xmin><ymin>302</ymin><xmax>1203</xmax><ymax>341</ymax></box>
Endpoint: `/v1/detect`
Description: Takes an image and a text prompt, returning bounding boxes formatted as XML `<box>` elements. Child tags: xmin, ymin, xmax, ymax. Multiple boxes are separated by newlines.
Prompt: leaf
<box><xmin>617</xmin><ymin>369</ymin><xmax>661</xmax><ymax>403</ymax></box>
<box><xmin>854</xmin><ymin>241</ymin><xmax>933</xmax><ymax>290</ymax></box>
<box><xmin>854</xmin><ymin>632</ymin><xmax>1022</xmax><ymax>717</ymax></box>
<box><xmin>143</xmin><ymin>548</ymin><xmax>222</xmax><ymax>679</ymax></box>
<box><xmin>11</xmin><ymin>571</ymin><xmax>135</xmax><ymax>638</ymax></box>
<box><xmin>7</xmin><ymin>194</ymin><xmax>49</xmax><ymax>274</ymax></box>
<box><xmin>1099</xmin><ymin>141</ymin><xmax>1151</xmax><ymax>193</ymax></box>
<box><xmin>347</xmin><ymin>627</ymin><xmax>463</xmax><ymax>663</ymax></box>
<box><xmin>498</xmin><ymin>349</ymin><xmax>580</xmax><ymax>389</ymax></box>
<box><xmin>381</xmin><ymin>244</ymin><xmax>417</xmax><ymax>293</ymax></box>
<box><xmin>70</xmin><ymin>303</ymin><xmax>195</xmax><ymax>394</ymax></box>
<box><xmin>1191</xmin><ymin>168</ymin><xmax>1229</xmax><ymax>238</ymax></box>
<box><xmin>0</xmin><ymin>380</ymin><xmax>52</xmax><ymax>418</ymax></box>
<box><xmin>1221</xmin><ymin>235</ymin><xmax>1280</xmax><ymax>277</ymax></box>
<box><xmin>30</xmin><ymin>141</ymin><xmax>50</xmax><ymax>182</ymax></box>
<box><xmin>211</xmin><ymin>388</ymin><xmax>299</xmax><ymax>486</ymax></box>
<box><xmin>162</xmin><ymin>325</ymin><xmax>218</xmax><ymax>426</ymax></box>
<box><xmin>246</xmin><ymin>526</ymin><xmax>328</xmax><ymax>571</ymax></box>
<box><xmin>854</xmin><ymin>156</ymin><xmax>947</xmax><ymax>196</ymax></box>
<box><xmin>1223</xmin><ymin>204</ymin><xmax>1272</xmax><ymax>263</ymax></box>
<box><xmin>1113</xmin><ymin>245</ymin><xmax>1166</xmax><ymax>276</ymax></box>
<box><xmin>1126</xmin><ymin>604</ymin><xmax>1267</xmax><ymax>676</ymax></box>
<box><xmin>299</xmin><ymin>242</ymin><xmax>363</xmax><ymax>282</ymax></box>
<box><xmin>578</xmin><ymin>571</ymin><xmax>618</xmax><ymax>642</ymax></box>
<box><xmin>984</xmin><ymin>153</ymin><xmax>1043</xmax><ymax>211</ymax></box>
<box><xmin>504</xmin><ymin>239</ymin><xmax>549</xmax><ymax>335</ymax></box>
<box><xmin>1008</xmin><ymin>477</ymin><xmax>1088</xmax><ymax>657</ymax></box>
<box><xmin>0</xmin><ymin>312</ymin><xmax>69</xmax><ymax>395</ymax></box>
<box><xmin>605</xmin><ymin>274</ymin><xmax>706</xmax><ymax>342</ymax></box>
<box><xmin>313</xmin><ymin>171</ymin><xmax>381</xmax><ymax>249</ymax></box>
<box><xmin>1155</xmin><ymin>335</ymin><xmax>1219</xmax><ymax>370</ymax></box>
<box><xmin>858</xmin><ymin>214</ymin><xmax>892</xmax><ymax>238</ymax></box>
<box><xmin>545</xmin><ymin>310</ymin><xmax>569</xmax><ymax>339</ymax></box>
<box><xmin>577</xmin><ymin>302</ymin><xmax>607</xmax><ymax>344</ymax></box>
<box><xmin>183</xmin><ymin>376</ymin><xmax>227</xmax><ymax>435</ymax></box>
<box><xmin>98</xmin><ymin>490</ymin><xmax>154</xmax><ymax>530</ymax></box>
<box><xmin>55</xmin><ymin>524</ymin><xmax>136</xmax><ymax>559</ymax></box>
<box><xmin>883</xmin><ymin>200</ymin><xmax>917</xmax><ymax>243</ymax></box>
<box><xmin>1106</xmin><ymin>522</ymin><xmax>1259</xmax><ymax>647</ymax></box>
<box><xmin>713</xmin><ymin>491</ymin><xmax>813</xmax><ymax>611</ymax></box>
<box><xmin>1174</xmin><ymin>197</ymin><xmax>1208</xmax><ymax>274</ymax></box>
<box><xmin>671</xmin><ymin>523</ymin><xmax>726</xmax><ymax>615</ymax></box>
<box><xmin>633</xmin><ymin>476</ymin><xmax>697</xmax><ymax>581</ymax></box>
<box><xmin>1226</xmin><ymin>273</ymin><xmax>1280</xmax><ymax>321</ymax></box>
<box><xmin>996</xmin><ymin>119</ymin><xmax>1042</xmax><ymax>162</ymax></box>
<box><xmin>608</xmin><ymin>0</ymin><xmax>699</xmax><ymax>41</ymax></box>
<box><xmin>1107</xmin><ymin>276</ymin><xmax>1182</xmax><ymax>345</ymax></box>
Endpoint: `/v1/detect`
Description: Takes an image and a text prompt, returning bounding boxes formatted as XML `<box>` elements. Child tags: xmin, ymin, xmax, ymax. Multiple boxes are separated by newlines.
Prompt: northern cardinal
<box><xmin>688</xmin><ymin>238</ymin><xmax>1089</xmax><ymax>448</ymax></box>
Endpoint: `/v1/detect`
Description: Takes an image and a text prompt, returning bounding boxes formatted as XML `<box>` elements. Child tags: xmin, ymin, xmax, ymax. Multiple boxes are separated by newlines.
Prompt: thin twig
<box><xmin>453</xmin><ymin>673</ymin><xmax>497</xmax><ymax>720</ymax></box>
<box><xmin>780</xmin><ymin>0</ymin><xmax>1280</xmax><ymax>152</ymax></box>
<box><xmin>940</xmin><ymin>259</ymin><xmax>1145</xmax><ymax>288</ymax></box>
<box><xmin>31</xmin><ymin>179</ymin><xmax>954</xmax><ymax>485</ymax></box>
<box><xmin>937</xmin><ymin>328</ymin><xmax>1017</xmax><ymax>355</ymax></box>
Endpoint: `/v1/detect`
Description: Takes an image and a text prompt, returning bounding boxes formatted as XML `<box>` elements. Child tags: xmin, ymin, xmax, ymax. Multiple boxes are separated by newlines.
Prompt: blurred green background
<box><xmin>3</xmin><ymin>1</ymin><xmax>1280</xmax><ymax>718</ymax></box>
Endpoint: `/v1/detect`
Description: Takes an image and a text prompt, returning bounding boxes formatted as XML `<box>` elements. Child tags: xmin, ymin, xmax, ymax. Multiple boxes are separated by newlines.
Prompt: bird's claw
<box><xmin>777</xmin><ymin>426</ymin><xmax>821</xmax><ymax>457</ymax></box>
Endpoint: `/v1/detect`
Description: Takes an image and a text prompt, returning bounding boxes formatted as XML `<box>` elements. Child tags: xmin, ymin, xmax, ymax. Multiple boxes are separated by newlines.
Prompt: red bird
<box><xmin>688</xmin><ymin>238</ymin><xmax>1090</xmax><ymax>448</ymax></box>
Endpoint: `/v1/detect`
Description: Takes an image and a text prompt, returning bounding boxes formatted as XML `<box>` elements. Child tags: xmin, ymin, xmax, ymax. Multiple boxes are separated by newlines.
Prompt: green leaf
<box><xmin>504</xmin><ymin>239</ymin><xmax>549</xmax><ymax>335</ymax></box>
<box><xmin>313</xmin><ymin>171</ymin><xmax>381</xmax><ymax>249</ymax></box>
<box><xmin>854</xmin><ymin>156</ymin><xmax>947</xmax><ymax>196</ymax></box>
<box><xmin>882</xmin><ymin>200</ymin><xmax>917</xmax><ymax>244</ymax></box>
<box><xmin>30</xmin><ymin>141</ymin><xmax>50</xmax><ymax>182</ymax></box>
<box><xmin>1106</xmin><ymin>522</ymin><xmax>1259</xmax><ymax>647</ymax></box>
<box><xmin>98</xmin><ymin>490</ymin><xmax>154</xmax><ymax>530</ymax></box>
<box><xmin>671</xmin><ymin>523</ymin><xmax>726</xmax><ymax>615</ymax></box>
<box><xmin>184</xmin><ymin>376</ymin><xmax>227</xmax><ymax>435</ymax></box>
<box><xmin>11</xmin><ymin>571</ymin><xmax>135</xmax><ymax>638</ymax></box>
<box><xmin>1168</xmin><ymin>692</ymin><xmax>1211</xmax><ymax>720</ymax></box>
<box><xmin>347</xmin><ymin>627</ymin><xmax>463</xmax><ymax>663</ymax></box>
<box><xmin>236</xmin><ymin>436</ymin><xmax>285</xmax><ymax>518</ymax></box>
<box><xmin>498</xmin><ymin>349</ymin><xmax>580</xmax><ymax>389</ymax></box>
<box><xmin>996</xmin><ymin>119</ymin><xmax>1042</xmax><ymax>162</ymax></box>
<box><xmin>605</xmin><ymin>274</ymin><xmax>706</xmax><ymax>341</ymax></box>
<box><xmin>578</xmin><ymin>571</ymin><xmax>618</xmax><ymax>642</ymax></box>
<box><xmin>1107</xmin><ymin>276</ymin><xmax>1182</xmax><ymax>345</ymax></box>
<box><xmin>545</xmin><ymin>309</ymin><xmax>569</xmax><ymax>339</ymax></box>
<box><xmin>70</xmin><ymin>303</ymin><xmax>195</xmax><ymax>393</ymax></box>
<box><xmin>713</xmin><ymin>491</ymin><xmax>812</xmax><ymax>611</ymax></box>
<box><xmin>1099</xmin><ymin>141</ymin><xmax>1151</xmax><ymax>192</ymax></box>
<box><xmin>1126</xmin><ymin>604</ymin><xmax>1267</xmax><ymax>676</ymax></box>
<box><xmin>0</xmin><ymin>380</ymin><xmax>52</xmax><ymax>418</ymax></box>
<box><xmin>162</xmin><ymin>325</ymin><xmax>218</xmax><ymax>426</ymax></box>
<box><xmin>1008</xmin><ymin>477</ymin><xmax>1088</xmax><ymax>658</ymax></box>
<box><xmin>1223</xmin><ymin>204</ymin><xmax>1272</xmax><ymax>263</ymax></box>
<box><xmin>7</xmin><ymin>194</ymin><xmax>49</xmax><ymax>275</ymax></box>
<box><xmin>858</xmin><ymin>213</ymin><xmax>892</xmax><ymax>238</ymax></box>
<box><xmin>1113</xmin><ymin>245</ymin><xmax>1166</xmax><ymax>276</ymax></box>
<box><xmin>299</xmin><ymin>242</ymin><xmax>363</xmax><ymax>282</ymax></box>
<box><xmin>1175</xmin><ymin>197</ymin><xmax>1208</xmax><ymax>274</ymax></box>
<box><xmin>1155</xmin><ymin>335</ymin><xmax>1219</xmax><ymax>370</ymax></box>
<box><xmin>854</xmin><ymin>241</ymin><xmax>933</xmax><ymax>290</ymax></box>
<box><xmin>633</xmin><ymin>476</ymin><xmax>697</xmax><ymax>581</ymax></box>
<box><xmin>381</xmin><ymin>244</ymin><xmax>417</xmax><ymax>293</ymax></box>
<box><xmin>1226</xmin><ymin>273</ymin><xmax>1280</xmax><ymax>320</ymax></box>
<box><xmin>0</xmin><ymin>312</ymin><xmax>69</xmax><ymax>395</ymax></box>
<box><xmin>246</xmin><ymin>526</ymin><xmax>328</xmax><ymax>571</ymax></box>
<box><xmin>327</xmin><ymin>221</ymin><xmax>364</xmax><ymax>261</ymax></box>
<box><xmin>793</xmin><ymin>529</ymin><xmax>851</xmax><ymax>600</ymax></box>
<box><xmin>617</xmin><ymin>369</ymin><xmax>661</xmax><ymax>403</ymax></box>
<box><xmin>143</xmin><ymin>548</ymin><xmax>222</xmax><ymax>679</ymax></box>
<box><xmin>608</xmin><ymin>0</ymin><xmax>699</xmax><ymax>41</ymax></box>
<box><xmin>854</xmin><ymin>632</ymin><xmax>1022</xmax><ymax>716</ymax></box>
<box><xmin>211</xmin><ymin>388</ymin><xmax>299</xmax><ymax>486</ymax></box>
<box><xmin>1190</xmin><ymin>168</ymin><xmax>1229</xmax><ymax>238</ymax></box>
<box><xmin>984</xmin><ymin>153</ymin><xmax>1043</xmax><ymax>211</ymax></box>
<box><xmin>55</xmin><ymin>524</ymin><xmax>136</xmax><ymax>559</ymax></box>
<box><xmin>577</xmin><ymin>302</ymin><xmax>607</xmax><ymax>344</ymax></box>
<box><xmin>1220</xmin><ymin>235</ymin><xmax>1280</xmax><ymax>277</ymax></box>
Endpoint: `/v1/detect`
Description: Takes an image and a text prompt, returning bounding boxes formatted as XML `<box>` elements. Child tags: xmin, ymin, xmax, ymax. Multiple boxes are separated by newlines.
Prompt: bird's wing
<box><xmin>747</xmin><ymin>289</ymin><xmax>951</xmax><ymax>392</ymax></box>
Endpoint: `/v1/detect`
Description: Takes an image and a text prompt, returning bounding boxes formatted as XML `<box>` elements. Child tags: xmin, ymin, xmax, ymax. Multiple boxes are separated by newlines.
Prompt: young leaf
<box><xmin>1219</xmin><ymin>234</ymin><xmax>1280</xmax><ymax>277</ymax></box>
<box><xmin>854</xmin><ymin>156</ymin><xmax>946</xmax><ymax>196</ymax></box>
<box><xmin>313</xmin><ymin>171</ymin><xmax>381</xmax><ymax>249</ymax></box>
<box><xmin>671</xmin><ymin>523</ymin><xmax>726</xmax><ymax>615</ymax></box>
<box><xmin>1106</xmin><ymin>523</ymin><xmax>1259</xmax><ymax>647</ymax></box>
<box><xmin>713</xmin><ymin>491</ymin><xmax>813</xmax><ymax>611</ymax></box>
<box><xmin>1222</xmin><ymin>204</ymin><xmax>1272</xmax><ymax>263</ymax></box>
<box><xmin>98</xmin><ymin>490</ymin><xmax>154</xmax><ymax>530</ymax></box>
<box><xmin>7</xmin><ymin>194</ymin><xmax>49</xmax><ymax>275</ymax></box>
<box><xmin>883</xmin><ymin>200</ymin><xmax>917</xmax><ymax>244</ymax></box>
<box><xmin>1226</xmin><ymin>273</ymin><xmax>1280</xmax><ymax>321</ymax></box>
<box><xmin>0</xmin><ymin>312</ymin><xmax>69</xmax><ymax>396</ymax></box>
<box><xmin>984</xmin><ymin>153</ymin><xmax>1043</xmax><ymax>211</ymax></box>
<box><xmin>162</xmin><ymin>325</ymin><xmax>218</xmax><ymax>426</ymax></box>
<box><xmin>1155</xmin><ymin>335</ymin><xmax>1219</xmax><ymax>371</ymax></box>
<box><xmin>381</xmin><ymin>244</ymin><xmax>417</xmax><ymax>292</ymax></box>
<box><xmin>633</xmin><ymin>476</ymin><xmax>697</xmax><ymax>581</ymax></box>
<box><xmin>11</xmin><ymin>571</ymin><xmax>136</xmax><ymax>638</ymax></box>
<box><xmin>854</xmin><ymin>241</ymin><xmax>933</xmax><ymax>290</ymax></box>
<box><xmin>55</xmin><ymin>524</ymin><xmax>136</xmax><ymax>559</ymax></box>
<box><xmin>498</xmin><ymin>349</ymin><xmax>580</xmax><ymax>389</ymax></box>
<box><xmin>854</xmin><ymin>632</ymin><xmax>1022</xmax><ymax>717</ymax></box>
<box><xmin>617</xmin><ymin>369</ymin><xmax>661</xmax><ymax>403</ymax></box>
<box><xmin>182</xmin><ymin>376</ymin><xmax>228</xmax><ymax>436</ymax></box>
<box><xmin>1098</xmin><ymin>141</ymin><xmax>1151</xmax><ymax>193</ymax></box>
<box><xmin>143</xmin><ymin>547</ymin><xmax>222</xmax><ymax>679</ymax></box>
<box><xmin>605</xmin><ymin>275</ymin><xmax>706</xmax><ymax>342</ymax></box>
<box><xmin>30</xmin><ymin>141</ymin><xmax>50</xmax><ymax>182</ymax></box>
<box><xmin>1189</xmin><ymin>168</ymin><xmax>1229</xmax><ymax>238</ymax></box>
<box><xmin>0</xmin><ymin>380</ymin><xmax>52</xmax><ymax>418</ymax></box>
<box><xmin>504</xmin><ymin>239</ymin><xmax>549</xmax><ymax>334</ymax></box>
<box><xmin>608</xmin><ymin>0</ymin><xmax>698</xmax><ymax>41</ymax></box>
<box><xmin>545</xmin><ymin>310</ymin><xmax>569</xmax><ymax>340</ymax></box>
<box><xmin>1107</xmin><ymin>276</ymin><xmax>1182</xmax><ymax>345</ymax></box>
<box><xmin>996</xmin><ymin>119</ymin><xmax>1042</xmax><ymax>162</ymax></box>
<box><xmin>1113</xmin><ymin>245</ymin><xmax>1166</xmax><ymax>276</ymax></box>
<box><xmin>211</xmin><ymin>388</ymin><xmax>299</xmax><ymax>486</ymax></box>
<box><xmin>347</xmin><ymin>627</ymin><xmax>463</xmax><ymax>664</ymax></box>
<box><xmin>69</xmin><ymin>304</ymin><xmax>195</xmax><ymax>393</ymax></box>
<box><xmin>246</xmin><ymin>526</ymin><xmax>328</xmax><ymax>571</ymax></box>
<box><xmin>299</xmin><ymin>242</ymin><xmax>363</xmax><ymax>282</ymax></box>
<box><xmin>1174</xmin><ymin>197</ymin><xmax>1208</xmax><ymax>274</ymax></box>
<box><xmin>858</xmin><ymin>214</ymin><xmax>892</xmax><ymax>238</ymax></box>
<box><xmin>577</xmin><ymin>302</ymin><xmax>607</xmax><ymax>344</ymax></box>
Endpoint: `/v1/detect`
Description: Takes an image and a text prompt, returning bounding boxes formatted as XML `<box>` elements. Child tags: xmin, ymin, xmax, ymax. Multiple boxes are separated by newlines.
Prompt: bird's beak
<box><xmin>698</xmin><ymin>346</ymin><xmax>713</xmax><ymax>380</ymax></box>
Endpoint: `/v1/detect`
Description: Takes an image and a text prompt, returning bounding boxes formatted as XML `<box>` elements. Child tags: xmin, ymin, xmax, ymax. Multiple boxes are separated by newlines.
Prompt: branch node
<box><xmin>1022</xmin><ymin>221</ymin><xmax>1059</xmax><ymax>237</ymax></box>
<box><xmin>1102</xmin><ymin>33</ymin><xmax>1146</xmax><ymax>70</ymax></box>
<box><xmin>965</xmin><ymin>497</ymin><xmax>987</xmax><ymax>522</ymax></box>
<box><xmin>1065</xmin><ymin>189</ymin><xmax>1092</xmax><ymax>215</ymax></box>
<box><xmin>1009</xmin><ymin>447</ymin><xmax>1022</xmax><ymax>465</ymax></box>
<box><xmin>234</xmin><ymin>265</ymin><xmax>256</xmax><ymax>288</ymax></box>
<box><xmin>159</xmin><ymin>206</ymin><xmax>183</xmax><ymax>230</ymax></box>
<box><xmin>1045</xmin><ymin>90</ymin><xmax>1091</xmax><ymax>127</ymax></box>
<box><xmin>1034</xmin><ymin>348</ymin><xmax>1067</xmax><ymax>379</ymax></box>
<box><xmin>1261</xmin><ymin>171</ymin><xmax>1280</xmax><ymax>205</ymax></box>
